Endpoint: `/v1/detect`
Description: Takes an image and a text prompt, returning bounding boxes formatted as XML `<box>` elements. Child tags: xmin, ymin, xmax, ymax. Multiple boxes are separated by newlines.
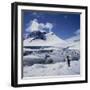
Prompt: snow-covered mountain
<box><xmin>66</xmin><ymin>35</ymin><xmax>80</xmax><ymax>50</ymax></box>
<box><xmin>23</xmin><ymin>31</ymin><xmax>80</xmax><ymax>78</ymax></box>
<box><xmin>23</xmin><ymin>30</ymin><xmax>80</xmax><ymax>66</ymax></box>
<box><xmin>24</xmin><ymin>31</ymin><xmax>67</xmax><ymax>48</ymax></box>
<box><xmin>23</xmin><ymin>19</ymin><xmax>80</xmax><ymax>78</ymax></box>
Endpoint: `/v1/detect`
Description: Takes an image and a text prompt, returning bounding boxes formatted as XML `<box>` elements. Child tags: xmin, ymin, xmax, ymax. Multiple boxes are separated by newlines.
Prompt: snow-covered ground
<box><xmin>23</xmin><ymin>60</ymin><xmax>80</xmax><ymax>77</ymax></box>
<box><xmin>23</xmin><ymin>28</ymin><xmax>80</xmax><ymax>78</ymax></box>
<box><xmin>23</xmin><ymin>47</ymin><xmax>80</xmax><ymax>77</ymax></box>
<box><xmin>23</xmin><ymin>48</ymin><xmax>80</xmax><ymax>66</ymax></box>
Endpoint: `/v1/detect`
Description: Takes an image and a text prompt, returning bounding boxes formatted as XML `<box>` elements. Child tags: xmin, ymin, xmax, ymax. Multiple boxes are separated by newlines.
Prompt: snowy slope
<box><xmin>68</xmin><ymin>41</ymin><xmax>80</xmax><ymax>50</ymax></box>
<box><xmin>23</xmin><ymin>48</ymin><xmax>80</xmax><ymax>66</ymax></box>
<box><xmin>66</xmin><ymin>35</ymin><xmax>80</xmax><ymax>50</ymax></box>
<box><xmin>23</xmin><ymin>30</ymin><xmax>80</xmax><ymax>78</ymax></box>
<box><xmin>24</xmin><ymin>32</ymin><xmax>67</xmax><ymax>48</ymax></box>
<box><xmin>23</xmin><ymin>60</ymin><xmax>80</xmax><ymax>77</ymax></box>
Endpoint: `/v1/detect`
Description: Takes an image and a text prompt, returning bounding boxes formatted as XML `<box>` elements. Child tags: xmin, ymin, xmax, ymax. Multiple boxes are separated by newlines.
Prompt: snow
<box><xmin>23</xmin><ymin>60</ymin><xmax>80</xmax><ymax>77</ymax></box>
<box><xmin>23</xmin><ymin>28</ymin><xmax>80</xmax><ymax>78</ymax></box>
<box><xmin>66</xmin><ymin>34</ymin><xmax>80</xmax><ymax>50</ymax></box>
<box><xmin>23</xmin><ymin>47</ymin><xmax>80</xmax><ymax>65</ymax></box>
<box><xmin>23</xmin><ymin>54</ymin><xmax>45</xmax><ymax>66</ymax></box>
<box><xmin>68</xmin><ymin>41</ymin><xmax>80</xmax><ymax>50</ymax></box>
<box><xmin>24</xmin><ymin>32</ymin><xmax>67</xmax><ymax>48</ymax></box>
<box><xmin>24</xmin><ymin>55</ymin><xmax>40</xmax><ymax>59</ymax></box>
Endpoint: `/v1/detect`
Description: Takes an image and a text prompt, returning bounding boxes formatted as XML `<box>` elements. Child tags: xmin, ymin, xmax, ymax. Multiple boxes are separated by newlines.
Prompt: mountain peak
<box><xmin>24</xmin><ymin>31</ymin><xmax>67</xmax><ymax>47</ymax></box>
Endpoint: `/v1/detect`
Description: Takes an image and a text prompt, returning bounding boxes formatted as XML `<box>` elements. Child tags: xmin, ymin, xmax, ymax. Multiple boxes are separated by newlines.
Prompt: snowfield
<box><xmin>23</xmin><ymin>60</ymin><xmax>80</xmax><ymax>77</ymax></box>
<box><xmin>23</xmin><ymin>46</ymin><xmax>80</xmax><ymax>77</ymax></box>
<box><xmin>23</xmin><ymin>29</ymin><xmax>80</xmax><ymax>78</ymax></box>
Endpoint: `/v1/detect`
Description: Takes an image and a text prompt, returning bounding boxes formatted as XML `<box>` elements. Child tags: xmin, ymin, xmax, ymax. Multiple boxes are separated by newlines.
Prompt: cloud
<box><xmin>30</xmin><ymin>19</ymin><xmax>39</xmax><ymax>32</ymax></box>
<box><xmin>74</xmin><ymin>29</ymin><xmax>80</xmax><ymax>35</ymax></box>
<box><xmin>66</xmin><ymin>35</ymin><xmax>80</xmax><ymax>43</ymax></box>
<box><xmin>66</xmin><ymin>29</ymin><xmax>80</xmax><ymax>43</ymax></box>
<box><xmin>26</xmin><ymin>19</ymin><xmax>53</xmax><ymax>32</ymax></box>
<box><xmin>26</xmin><ymin>19</ymin><xmax>39</xmax><ymax>32</ymax></box>
<box><xmin>39</xmin><ymin>23</ymin><xmax>45</xmax><ymax>30</ymax></box>
<box><xmin>45</xmin><ymin>22</ymin><xmax>53</xmax><ymax>30</ymax></box>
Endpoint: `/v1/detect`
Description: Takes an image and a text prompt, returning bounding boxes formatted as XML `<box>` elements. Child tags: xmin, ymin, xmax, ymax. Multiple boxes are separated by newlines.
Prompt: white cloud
<box><xmin>66</xmin><ymin>29</ymin><xmax>80</xmax><ymax>43</ymax></box>
<box><xmin>45</xmin><ymin>23</ymin><xmax>53</xmax><ymax>30</ymax></box>
<box><xmin>74</xmin><ymin>29</ymin><xmax>80</xmax><ymax>35</ymax></box>
<box><xmin>39</xmin><ymin>23</ymin><xmax>45</xmax><ymax>30</ymax></box>
<box><xmin>30</xmin><ymin>19</ymin><xmax>39</xmax><ymax>32</ymax></box>
<box><xmin>26</xmin><ymin>19</ymin><xmax>53</xmax><ymax>32</ymax></box>
<box><xmin>26</xmin><ymin>19</ymin><xmax>39</xmax><ymax>32</ymax></box>
<box><xmin>66</xmin><ymin>35</ymin><xmax>80</xmax><ymax>43</ymax></box>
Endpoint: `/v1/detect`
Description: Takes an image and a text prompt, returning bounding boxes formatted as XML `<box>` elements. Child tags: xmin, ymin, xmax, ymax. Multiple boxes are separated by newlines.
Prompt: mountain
<box><xmin>23</xmin><ymin>31</ymin><xmax>80</xmax><ymax>66</ymax></box>
<box><xmin>24</xmin><ymin>31</ymin><xmax>67</xmax><ymax>48</ymax></box>
<box><xmin>66</xmin><ymin>35</ymin><xmax>80</xmax><ymax>50</ymax></box>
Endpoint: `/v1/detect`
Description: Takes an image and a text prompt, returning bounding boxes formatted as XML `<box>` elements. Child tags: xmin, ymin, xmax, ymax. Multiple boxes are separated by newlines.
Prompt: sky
<box><xmin>22</xmin><ymin>10</ymin><xmax>80</xmax><ymax>40</ymax></box>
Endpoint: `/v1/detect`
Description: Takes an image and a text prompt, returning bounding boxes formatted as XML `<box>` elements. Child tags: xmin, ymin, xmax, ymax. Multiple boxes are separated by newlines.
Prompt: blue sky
<box><xmin>22</xmin><ymin>10</ymin><xmax>80</xmax><ymax>40</ymax></box>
